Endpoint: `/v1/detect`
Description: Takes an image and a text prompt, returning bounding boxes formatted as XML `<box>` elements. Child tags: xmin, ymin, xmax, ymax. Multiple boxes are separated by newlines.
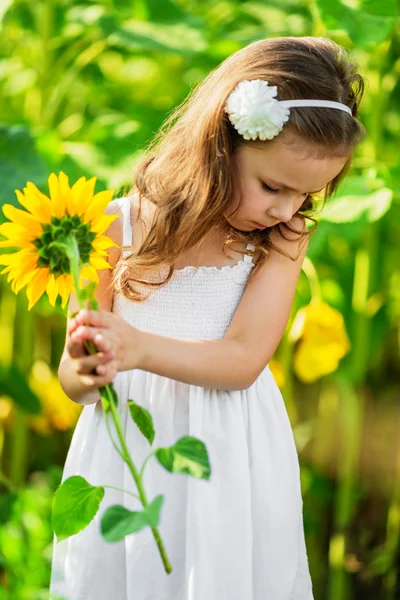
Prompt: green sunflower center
<box><xmin>33</xmin><ymin>214</ymin><xmax>97</xmax><ymax>276</ymax></box>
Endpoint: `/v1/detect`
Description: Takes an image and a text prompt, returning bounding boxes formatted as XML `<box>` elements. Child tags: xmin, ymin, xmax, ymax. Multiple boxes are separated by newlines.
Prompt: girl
<box><xmin>50</xmin><ymin>36</ymin><xmax>366</xmax><ymax>600</ymax></box>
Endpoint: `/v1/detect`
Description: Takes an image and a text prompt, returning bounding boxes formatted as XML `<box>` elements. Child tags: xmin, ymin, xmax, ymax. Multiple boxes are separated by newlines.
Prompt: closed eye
<box><xmin>261</xmin><ymin>181</ymin><xmax>308</xmax><ymax>197</ymax></box>
<box><xmin>261</xmin><ymin>182</ymin><xmax>278</xmax><ymax>193</ymax></box>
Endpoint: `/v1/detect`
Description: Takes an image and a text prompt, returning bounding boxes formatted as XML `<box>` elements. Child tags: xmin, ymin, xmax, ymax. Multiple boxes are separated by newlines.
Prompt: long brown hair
<box><xmin>113</xmin><ymin>36</ymin><xmax>366</xmax><ymax>301</ymax></box>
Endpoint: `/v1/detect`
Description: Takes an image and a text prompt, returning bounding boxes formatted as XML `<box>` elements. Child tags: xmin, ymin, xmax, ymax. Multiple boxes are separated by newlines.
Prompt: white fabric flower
<box><xmin>224</xmin><ymin>79</ymin><xmax>291</xmax><ymax>141</ymax></box>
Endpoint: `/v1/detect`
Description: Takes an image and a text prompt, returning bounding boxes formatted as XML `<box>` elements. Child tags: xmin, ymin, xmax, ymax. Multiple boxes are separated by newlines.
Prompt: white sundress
<box><xmin>50</xmin><ymin>196</ymin><xmax>314</xmax><ymax>600</ymax></box>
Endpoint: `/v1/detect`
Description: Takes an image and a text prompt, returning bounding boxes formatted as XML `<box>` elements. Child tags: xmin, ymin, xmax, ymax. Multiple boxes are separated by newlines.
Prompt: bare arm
<box><xmin>136</xmin><ymin>331</ymin><xmax>250</xmax><ymax>390</ymax></box>
<box><xmin>134</xmin><ymin>217</ymin><xmax>309</xmax><ymax>390</ymax></box>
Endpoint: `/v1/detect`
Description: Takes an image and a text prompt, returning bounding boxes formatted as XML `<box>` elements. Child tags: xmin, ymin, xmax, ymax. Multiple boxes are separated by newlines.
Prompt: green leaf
<box><xmin>155</xmin><ymin>435</ymin><xmax>211</xmax><ymax>480</ymax></box>
<box><xmin>100</xmin><ymin>495</ymin><xmax>164</xmax><ymax>542</ymax></box>
<box><xmin>0</xmin><ymin>124</ymin><xmax>48</xmax><ymax>211</ymax></box>
<box><xmin>321</xmin><ymin>184</ymin><xmax>393</xmax><ymax>223</ymax></box>
<box><xmin>99</xmin><ymin>15</ymin><xmax>207</xmax><ymax>55</ymax></box>
<box><xmin>128</xmin><ymin>399</ymin><xmax>155</xmax><ymax>445</ymax></box>
<box><xmin>99</xmin><ymin>384</ymin><xmax>119</xmax><ymax>412</ymax></box>
<box><xmin>0</xmin><ymin>362</ymin><xmax>41</xmax><ymax>414</ymax></box>
<box><xmin>52</xmin><ymin>476</ymin><xmax>104</xmax><ymax>542</ymax></box>
<box><xmin>316</xmin><ymin>0</ymin><xmax>398</xmax><ymax>48</ymax></box>
<box><xmin>0</xmin><ymin>491</ymin><xmax>17</xmax><ymax>524</ymax></box>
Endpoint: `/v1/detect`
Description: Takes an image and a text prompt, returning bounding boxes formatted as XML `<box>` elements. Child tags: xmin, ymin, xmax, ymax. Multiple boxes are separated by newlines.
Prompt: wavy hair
<box><xmin>113</xmin><ymin>36</ymin><xmax>366</xmax><ymax>301</ymax></box>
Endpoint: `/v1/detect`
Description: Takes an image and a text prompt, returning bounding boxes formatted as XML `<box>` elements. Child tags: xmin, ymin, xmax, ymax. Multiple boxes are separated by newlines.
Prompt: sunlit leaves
<box><xmin>316</xmin><ymin>0</ymin><xmax>398</xmax><ymax>47</ymax></box>
<box><xmin>52</xmin><ymin>476</ymin><xmax>104</xmax><ymax>542</ymax></box>
<box><xmin>100</xmin><ymin>495</ymin><xmax>164</xmax><ymax>542</ymax></box>
<box><xmin>155</xmin><ymin>436</ymin><xmax>211</xmax><ymax>479</ymax></box>
<box><xmin>128</xmin><ymin>399</ymin><xmax>155</xmax><ymax>445</ymax></box>
<box><xmin>0</xmin><ymin>362</ymin><xmax>41</xmax><ymax>414</ymax></box>
<box><xmin>321</xmin><ymin>176</ymin><xmax>393</xmax><ymax>223</ymax></box>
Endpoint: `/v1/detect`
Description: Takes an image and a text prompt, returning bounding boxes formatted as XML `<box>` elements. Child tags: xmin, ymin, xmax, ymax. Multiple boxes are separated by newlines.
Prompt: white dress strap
<box><xmin>243</xmin><ymin>242</ymin><xmax>255</xmax><ymax>265</ymax></box>
<box><xmin>116</xmin><ymin>197</ymin><xmax>133</xmax><ymax>257</ymax></box>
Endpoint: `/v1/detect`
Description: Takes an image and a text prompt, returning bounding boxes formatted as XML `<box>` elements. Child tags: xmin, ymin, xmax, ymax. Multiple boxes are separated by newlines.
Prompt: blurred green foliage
<box><xmin>0</xmin><ymin>0</ymin><xmax>399</xmax><ymax>599</ymax></box>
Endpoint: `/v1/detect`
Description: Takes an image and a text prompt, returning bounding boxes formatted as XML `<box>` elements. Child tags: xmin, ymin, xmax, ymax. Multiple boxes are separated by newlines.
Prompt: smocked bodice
<box><xmin>112</xmin><ymin>197</ymin><xmax>255</xmax><ymax>340</ymax></box>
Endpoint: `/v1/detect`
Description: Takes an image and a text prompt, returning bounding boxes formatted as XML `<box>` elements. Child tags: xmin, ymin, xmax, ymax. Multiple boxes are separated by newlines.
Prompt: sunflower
<box><xmin>0</xmin><ymin>172</ymin><xmax>119</xmax><ymax>310</ymax></box>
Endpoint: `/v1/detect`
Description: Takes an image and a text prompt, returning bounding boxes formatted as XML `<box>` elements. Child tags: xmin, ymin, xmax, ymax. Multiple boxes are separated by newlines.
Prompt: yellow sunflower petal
<box><xmin>14</xmin><ymin>267</ymin><xmax>38</xmax><ymax>293</ymax></box>
<box><xmin>0</xmin><ymin>253</ymin><xmax>18</xmax><ymax>266</ymax></box>
<box><xmin>89</xmin><ymin>256</ymin><xmax>112</xmax><ymax>270</ymax></box>
<box><xmin>92</xmin><ymin>234</ymin><xmax>119</xmax><ymax>252</ymax></box>
<box><xmin>78</xmin><ymin>177</ymin><xmax>98</xmax><ymax>217</ymax></box>
<box><xmin>0</xmin><ymin>250</ymin><xmax>39</xmax><ymax>292</ymax></box>
<box><xmin>56</xmin><ymin>274</ymin><xmax>69</xmax><ymax>307</ymax></box>
<box><xmin>56</xmin><ymin>273</ymin><xmax>65</xmax><ymax>298</ymax></box>
<box><xmin>80</xmin><ymin>264</ymin><xmax>99</xmax><ymax>283</ymax></box>
<box><xmin>0</xmin><ymin>238</ymin><xmax>35</xmax><ymax>249</ymax></box>
<box><xmin>22</xmin><ymin>185</ymin><xmax>52</xmax><ymax>223</ymax></box>
<box><xmin>61</xmin><ymin>274</ymin><xmax>73</xmax><ymax>309</ymax></box>
<box><xmin>2</xmin><ymin>204</ymin><xmax>43</xmax><ymax>237</ymax></box>
<box><xmin>83</xmin><ymin>189</ymin><xmax>114</xmax><ymax>224</ymax></box>
<box><xmin>68</xmin><ymin>177</ymin><xmax>86</xmax><ymax>215</ymax></box>
<box><xmin>90</xmin><ymin>213</ymin><xmax>119</xmax><ymax>234</ymax></box>
<box><xmin>48</xmin><ymin>172</ymin><xmax>69</xmax><ymax>218</ymax></box>
<box><xmin>45</xmin><ymin>274</ymin><xmax>59</xmax><ymax>306</ymax></box>
<box><xmin>26</xmin><ymin>268</ymin><xmax>50</xmax><ymax>311</ymax></box>
<box><xmin>0</xmin><ymin>221</ymin><xmax>38</xmax><ymax>245</ymax></box>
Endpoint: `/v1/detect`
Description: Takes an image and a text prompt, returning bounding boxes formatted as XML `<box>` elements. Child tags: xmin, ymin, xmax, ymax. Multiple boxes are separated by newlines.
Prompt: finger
<box><xmin>76</xmin><ymin>309</ymin><xmax>111</xmax><ymax>329</ymax></box>
<box><xmin>67</xmin><ymin>317</ymin><xmax>79</xmax><ymax>336</ymax></box>
<box><xmin>80</xmin><ymin>361</ymin><xmax>118</xmax><ymax>388</ymax></box>
<box><xmin>72</xmin><ymin>326</ymin><xmax>110</xmax><ymax>350</ymax></box>
<box><xmin>67</xmin><ymin>332</ymin><xmax>90</xmax><ymax>359</ymax></box>
<box><xmin>74</xmin><ymin>352</ymin><xmax>116</xmax><ymax>375</ymax></box>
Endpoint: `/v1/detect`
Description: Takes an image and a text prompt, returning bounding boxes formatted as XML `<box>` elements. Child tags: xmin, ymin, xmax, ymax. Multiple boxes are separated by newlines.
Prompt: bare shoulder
<box><xmin>267</xmin><ymin>215</ymin><xmax>309</xmax><ymax>262</ymax></box>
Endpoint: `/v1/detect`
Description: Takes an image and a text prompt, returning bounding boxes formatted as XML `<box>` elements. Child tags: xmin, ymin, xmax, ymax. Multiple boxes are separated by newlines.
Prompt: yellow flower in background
<box><xmin>289</xmin><ymin>298</ymin><xmax>351</xmax><ymax>383</ymax></box>
<box><xmin>0</xmin><ymin>361</ymin><xmax>82</xmax><ymax>434</ymax></box>
<box><xmin>268</xmin><ymin>358</ymin><xmax>285</xmax><ymax>389</ymax></box>
<box><xmin>0</xmin><ymin>396</ymin><xmax>13</xmax><ymax>426</ymax></box>
<box><xmin>28</xmin><ymin>359</ymin><xmax>82</xmax><ymax>434</ymax></box>
<box><xmin>0</xmin><ymin>172</ymin><xmax>119</xmax><ymax>310</ymax></box>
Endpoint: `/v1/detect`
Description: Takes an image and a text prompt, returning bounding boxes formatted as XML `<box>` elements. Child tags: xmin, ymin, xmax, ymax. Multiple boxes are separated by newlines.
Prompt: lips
<box><xmin>252</xmin><ymin>221</ymin><xmax>269</xmax><ymax>229</ymax></box>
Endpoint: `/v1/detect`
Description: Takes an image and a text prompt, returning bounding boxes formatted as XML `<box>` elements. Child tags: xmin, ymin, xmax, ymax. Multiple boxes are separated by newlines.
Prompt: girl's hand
<box><xmin>72</xmin><ymin>309</ymin><xmax>140</xmax><ymax>372</ymax></box>
<box><xmin>66</xmin><ymin>314</ymin><xmax>118</xmax><ymax>385</ymax></box>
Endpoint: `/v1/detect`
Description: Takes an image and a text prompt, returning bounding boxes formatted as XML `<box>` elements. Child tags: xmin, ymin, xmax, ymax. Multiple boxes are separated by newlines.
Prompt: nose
<box><xmin>268</xmin><ymin>197</ymin><xmax>294</xmax><ymax>223</ymax></box>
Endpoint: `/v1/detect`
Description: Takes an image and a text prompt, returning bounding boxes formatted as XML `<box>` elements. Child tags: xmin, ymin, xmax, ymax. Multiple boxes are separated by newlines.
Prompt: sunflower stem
<box><xmin>65</xmin><ymin>240</ymin><xmax>172</xmax><ymax>574</ymax></box>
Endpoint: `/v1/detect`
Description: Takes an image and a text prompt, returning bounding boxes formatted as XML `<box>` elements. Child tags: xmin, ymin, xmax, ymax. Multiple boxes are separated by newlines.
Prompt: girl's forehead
<box><xmin>236</xmin><ymin>140</ymin><xmax>349</xmax><ymax>191</ymax></box>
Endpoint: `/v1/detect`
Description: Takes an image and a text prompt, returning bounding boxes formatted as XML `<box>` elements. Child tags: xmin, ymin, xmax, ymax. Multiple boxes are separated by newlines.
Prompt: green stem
<box><xmin>301</xmin><ymin>256</ymin><xmax>322</xmax><ymax>300</ymax></box>
<box><xmin>9</xmin><ymin>293</ymin><xmax>33</xmax><ymax>489</ymax></box>
<box><xmin>139</xmin><ymin>452</ymin><xmax>155</xmax><ymax>479</ymax></box>
<box><xmin>103</xmin><ymin>384</ymin><xmax>172</xmax><ymax>573</ymax></box>
<box><xmin>104</xmin><ymin>409</ymin><xmax>126</xmax><ymax>459</ymax></box>
<box><xmin>65</xmin><ymin>237</ymin><xmax>172</xmax><ymax>574</ymax></box>
<box><xmin>102</xmin><ymin>485</ymin><xmax>141</xmax><ymax>501</ymax></box>
<box><xmin>0</xmin><ymin>470</ymin><xmax>17</xmax><ymax>493</ymax></box>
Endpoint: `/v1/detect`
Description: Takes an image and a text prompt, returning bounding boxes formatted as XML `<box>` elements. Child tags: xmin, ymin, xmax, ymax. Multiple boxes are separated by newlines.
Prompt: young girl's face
<box><xmin>224</xmin><ymin>136</ymin><xmax>350</xmax><ymax>231</ymax></box>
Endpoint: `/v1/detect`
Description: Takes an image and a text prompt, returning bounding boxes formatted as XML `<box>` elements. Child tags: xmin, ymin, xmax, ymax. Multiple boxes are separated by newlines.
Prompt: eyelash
<box><xmin>261</xmin><ymin>182</ymin><xmax>308</xmax><ymax>198</ymax></box>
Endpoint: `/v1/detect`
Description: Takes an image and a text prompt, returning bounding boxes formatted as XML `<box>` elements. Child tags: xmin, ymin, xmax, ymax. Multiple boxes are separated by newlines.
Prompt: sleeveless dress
<box><xmin>50</xmin><ymin>196</ymin><xmax>314</xmax><ymax>600</ymax></box>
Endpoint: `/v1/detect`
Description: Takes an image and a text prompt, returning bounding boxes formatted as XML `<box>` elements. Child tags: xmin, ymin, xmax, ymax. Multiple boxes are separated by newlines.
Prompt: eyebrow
<box><xmin>267</xmin><ymin>178</ymin><xmax>324</xmax><ymax>194</ymax></box>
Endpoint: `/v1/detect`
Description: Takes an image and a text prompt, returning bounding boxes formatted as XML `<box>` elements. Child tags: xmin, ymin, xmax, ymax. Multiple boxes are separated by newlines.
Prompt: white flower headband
<box><xmin>224</xmin><ymin>79</ymin><xmax>353</xmax><ymax>141</ymax></box>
